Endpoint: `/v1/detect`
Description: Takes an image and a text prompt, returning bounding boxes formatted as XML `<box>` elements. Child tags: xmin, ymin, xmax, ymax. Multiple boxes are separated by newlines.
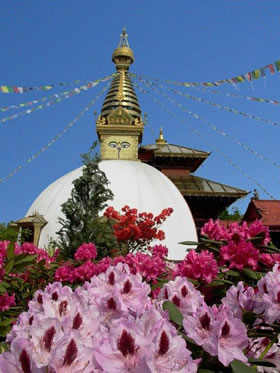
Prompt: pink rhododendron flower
<box><xmin>184</xmin><ymin>303</ymin><xmax>248</xmax><ymax>367</ymax></box>
<box><xmin>54</xmin><ymin>264</ymin><xmax>75</xmax><ymax>283</ymax></box>
<box><xmin>113</xmin><ymin>252</ymin><xmax>166</xmax><ymax>282</ymax></box>
<box><xmin>74</xmin><ymin>242</ymin><xmax>97</xmax><ymax>261</ymax></box>
<box><xmin>15</xmin><ymin>242</ymin><xmax>55</xmax><ymax>265</ymax></box>
<box><xmin>247</xmin><ymin>220</ymin><xmax>270</xmax><ymax>245</ymax></box>
<box><xmin>220</xmin><ymin>239</ymin><xmax>259</xmax><ymax>270</ymax></box>
<box><xmin>151</xmin><ymin>244</ymin><xmax>168</xmax><ymax>258</ymax></box>
<box><xmin>200</xmin><ymin>219</ymin><xmax>230</xmax><ymax>241</ymax></box>
<box><xmin>0</xmin><ymin>240</ymin><xmax>9</xmax><ymax>268</ymax></box>
<box><xmin>173</xmin><ymin>250</ymin><xmax>218</xmax><ymax>283</ymax></box>
<box><xmin>247</xmin><ymin>337</ymin><xmax>280</xmax><ymax>373</ymax></box>
<box><xmin>222</xmin><ymin>281</ymin><xmax>262</xmax><ymax>319</ymax></box>
<box><xmin>73</xmin><ymin>260</ymin><xmax>99</xmax><ymax>282</ymax></box>
<box><xmin>214</xmin><ymin>305</ymin><xmax>248</xmax><ymax>366</ymax></box>
<box><xmin>0</xmin><ymin>292</ymin><xmax>15</xmax><ymax>311</ymax></box>
<box><xmin>158</xmin><ymin>276</ymin><xmax>204</xmax><ymax>316</ymax></box>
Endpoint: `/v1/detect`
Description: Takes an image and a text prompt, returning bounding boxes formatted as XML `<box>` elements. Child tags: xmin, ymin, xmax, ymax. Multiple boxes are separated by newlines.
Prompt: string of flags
<box><xmin>0</xmin><ymin>75</ymin><xmax>113</xmax><ymax>112</ymax></box>
<box><xmin>170</xmin><ymin>87</ymin><xmax>280</xmax><ymax>129</ymax></box>
<box><xmin>131</xmin><ymin>57</ymin><xmax>280</xmax><ymax>87</ymax></box>
<box><xmin>136</xmin><ymin>75</ymin><xmax>280</xmax><ymax>129</ymax></box>
<box><xmin>0</xmin><ymin>84</ymin><xmax>110</xmax><ymax>184</ymax></box>
<box><xmin>0</xmin><ymin>77</ymin><xmax>112</xmax><ymax>124</ymax></box>
<box><xmin>191</xmin><ymin>85</ymin><xmax>280</xmax><ymax>106</ymax></box>
<box><xmin>131</xmin><ymin>72</ymin><xmax>280</xmax><ymax>106</ymax></box>
<box><xmin>0</xmin><ymin>75</ymin><xmax>115</xmax><ymax>94</ymax></box>
<box><xmin>133</xmin><ymin>79</ymin><xmax>275</xmax><ymax>199</ymax></box>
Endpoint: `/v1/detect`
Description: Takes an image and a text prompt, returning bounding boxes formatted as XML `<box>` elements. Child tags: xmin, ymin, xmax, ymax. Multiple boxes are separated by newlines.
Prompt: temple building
<box><xmin>139</xmin><ymin>129</ymin><xmax>248</xmax><ymax>229</ymax></box>
<box><xmin>18</xmin><ymin>29</ymin><xmax>247</xmax><ymax>257</ymax></box>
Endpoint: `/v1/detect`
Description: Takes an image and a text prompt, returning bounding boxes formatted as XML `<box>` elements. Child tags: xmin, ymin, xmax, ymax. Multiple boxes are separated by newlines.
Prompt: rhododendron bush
<box><xmin>1</xmin><ymin>217</ymin><xmax>280</xmax><ymax>372</ymax></box>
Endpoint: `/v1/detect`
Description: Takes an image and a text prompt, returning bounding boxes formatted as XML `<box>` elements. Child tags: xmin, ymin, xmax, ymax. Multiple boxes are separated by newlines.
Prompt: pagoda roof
<box><xmin>15</xmin><ymin>213</ymin><xmax>48</xmax><ymax>226</ymax></box>
<box><xmin>167</xmin><ymin>174</ymin><xmax>248</xmax><ymax>198</ymax></box>
<box><xmin>243</xmin><ymin>199</ymin><xmax>280</xmax><ymax>227</ymax></box>
<box><xmin>140</xmin><ymin>143</ymin><xmax>210</xmax><ymax>158</ymax></box>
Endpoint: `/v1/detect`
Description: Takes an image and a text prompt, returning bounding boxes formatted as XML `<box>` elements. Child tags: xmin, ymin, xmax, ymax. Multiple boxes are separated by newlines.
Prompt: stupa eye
<box><xmin>108</xmin><ymin>141</ymin><xmax>118</xmax><ymax>148</ymax></box>
<box><xmin>121</xmin><ymin>141</ymin><xmax>131</xmax><ymax>149</ymax></box>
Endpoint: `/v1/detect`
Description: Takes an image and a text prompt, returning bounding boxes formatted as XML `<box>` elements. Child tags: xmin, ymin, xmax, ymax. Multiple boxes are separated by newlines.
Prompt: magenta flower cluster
<box><xmin>1</xmin><ymin>264</ymin><xmax>199</xmax><ymax>372</ymax></box>
<box><xmin>74</xmin><ymin>242</ymin><xmax>97</xmax><ymax>261</ymax></box>
<box><xmin>201</xmin><ymin>219</ymin><xmax>279</xmax><ymax>271</ymax></box>
<box><xmin>54</xmin><ymin>244</ymin><xmax>168</xmax><ymax>284</ymax></box>
<box><xmin>173</xmin><ymin>249</ymin><xmax>218</xmax><ymax>283</ymax></box>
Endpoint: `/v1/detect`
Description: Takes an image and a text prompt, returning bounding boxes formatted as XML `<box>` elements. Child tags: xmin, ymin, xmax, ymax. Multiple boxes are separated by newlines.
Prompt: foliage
<box><xmin>218</xmin><ymin>207</ymin><xmax>243</xmax><ymax>221</ymax></box>
<box><xmin>0</xmin><ymin>222</ymin><xmax>31</xmax><ymax>245</ymax></box>
<box><xmin>55</xmin><ymin>142</ymin><xmax>117</xmax><ymax>259</ymax></box>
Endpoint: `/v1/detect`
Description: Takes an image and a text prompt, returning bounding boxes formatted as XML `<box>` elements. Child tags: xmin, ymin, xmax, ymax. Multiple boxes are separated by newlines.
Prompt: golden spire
<box><xmin>96</xmin><ymin>28</ymin><xmax>144</xmax><ymax>161</ymax></box>
<box><xmin>100</xmin><ymin>28</ymin><xmax>141</xmax><ymax>119</ymax></box>
<box><xmin>112</xmin><ymin>27</ymin><xmax>134</xmax><ymax>71</ymax></box>
<box><xmin>156</xmin><ymin>128</ymin><xmax>167</xmax><ymax>145</ymax></box>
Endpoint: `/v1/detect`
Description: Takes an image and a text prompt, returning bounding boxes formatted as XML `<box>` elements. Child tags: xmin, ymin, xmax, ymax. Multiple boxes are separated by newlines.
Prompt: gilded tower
<box><xmin>96</xmin><ymin>28</ymin><xmax>144</xmax><ymax>160</ymax></box>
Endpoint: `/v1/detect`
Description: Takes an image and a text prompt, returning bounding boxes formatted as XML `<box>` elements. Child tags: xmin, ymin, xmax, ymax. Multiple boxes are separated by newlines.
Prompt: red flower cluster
<box><xmin>104</xmin><ymin>205</ymin><xmax>173</xmax><ymax>247</ymax></box>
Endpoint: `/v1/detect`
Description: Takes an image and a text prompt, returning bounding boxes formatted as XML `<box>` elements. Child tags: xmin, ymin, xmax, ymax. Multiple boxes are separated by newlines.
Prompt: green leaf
<box><xmin>178</xmin><ymin>241</ymin><xmax>199</xmax><ymax>246</ymax></box>
<box><xmin>0</xmin><ymin>283</ymin><xmax>7</xmax><ymax>294</ymax></box>
<box><xmin>226</xmin><ymin>269</ymin><xmax>240</xmax><ymax>277</ymax></box>
<box><xmin>243</xmin><ymin>268</ymin><xmax>263</xmax><ymax>280</ymax></box>
<box><xmin>198</xmin><ymin>370</ymin><xmax>216</xmax><ymax>373</ymax></box>
<box><xmin>162</xmin><ymin>301</ymin><xmax>183</xmax><ymax>326</ymax></box>
<box><xmin>230</xmin><ymin>359</ymin><xmax>257</xmax><ymax>373</ymax></box>
<box><xmin>248</xmin><ymin>358</ymin><xmax>276</xmax><ymax>367</ymax></box>
<box><xmin>14</xmin><ymin>254</ymin><xmax>37</xmax><ymax>266</ymax></box>
<box><xmin>242</xmin><ymin>311</ymin><xmax>257</xmax><ymax>326</ymax></box>
<box><xmin>6</xmin><ymin>242</ymin><xmax>15</xmax><ymax>261</ymax></box>
<box><xmin>4</xmin><ymin>257</ymin><xmax>14</xmax><ymax>274</ymax></box>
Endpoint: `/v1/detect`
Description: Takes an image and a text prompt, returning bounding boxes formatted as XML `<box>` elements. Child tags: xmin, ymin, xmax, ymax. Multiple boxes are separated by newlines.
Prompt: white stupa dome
<box><xmin>27</xmin><ymin>160</ymin><xmax>197</xmax><ymax>260</ymax></box>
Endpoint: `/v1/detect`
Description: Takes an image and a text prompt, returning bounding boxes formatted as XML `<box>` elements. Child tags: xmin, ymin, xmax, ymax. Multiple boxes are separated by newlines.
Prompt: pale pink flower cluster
<box><xmin>74</xmin><ymin>242</ymin><xmax>97</xmax><ymax>261</ymax></box>
<box><xmin>1</xmin><ymin>264</ymin><xmax>199</xmax><ymax>372</ymax></box>
<box><xmin>158</xmin><ymin>276</ymin><xmax>249</xmax><ymax>367</ymax></box>
<box><xmin>247</xmin><ymin>337</ymin><xmax>280</xmax><ymax>373</ymax></box>
<box><xmin>183</xmin><ymin>303</ymin><xmax>248</xmax><ymax>367</ymax></box>
<box><xmin>173</xmin><ymin>250</ymin><xmax>218</xmax><ymax>283</ymax></box>
<box><xmin>222</xmin><ymin>265</ymin><xmax>280</xmax><ymax>325</ymax></box>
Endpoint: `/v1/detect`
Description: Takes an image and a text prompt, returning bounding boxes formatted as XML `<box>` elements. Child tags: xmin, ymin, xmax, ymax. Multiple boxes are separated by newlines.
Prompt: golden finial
<box><xmin>156</xmin><ymin>127</ymin><xmax>167</xmax><ymax>145</ymax></box>
<box><xmin>112</xmin><ymin>27</ymin><xmax>134</xmax><ymax>71</ymax></box>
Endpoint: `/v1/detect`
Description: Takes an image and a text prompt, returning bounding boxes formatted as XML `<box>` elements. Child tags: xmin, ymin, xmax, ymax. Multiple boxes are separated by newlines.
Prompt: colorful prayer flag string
<box><xmin>0</xmin><ymin>75</ymin><xmax>113</xmax><ymax>112</ymax></box>
<box><xmin>169</xmin><ymin>87</ymin><xmax>280</xmax><ymax>129</ymax></box>
<box><xmin>0</xmin><ymin>84</ymin><xmax>110</xmax><ymax>184</ymax></box>
<box><xmin>132</xmin><ymin>57</ymin><xmax>280</xmax><ymax>86</ymax></box>
<box><xmin>0</xmin><ymin>76</ymin><xmax>112</xmax><ymax>124</ymax></box>
<box><xmin>133</xmin><ymin>80</ymin><xmax>275</xmax><ymax>199</ymax></box>
<box><xmin>132</xmin><ymin>73</ymin><xmax>280</xmax><ymax>107</ymax></box>
<box><xmin>0</xmin><ymin>75</ymin><xmax>116</xmax><ymax>94</ymax></box>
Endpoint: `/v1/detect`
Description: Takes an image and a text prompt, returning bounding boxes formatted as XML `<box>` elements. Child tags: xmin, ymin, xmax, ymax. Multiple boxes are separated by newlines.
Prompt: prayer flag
<box><xmin>266</xmin><ymin>64</ymin><xmax>275</xmax><ymax>74</ymax></box>
<box><xmin>252</xmin><ymin>69</ymin><xmax>261</xmax><ymax>79</ymax></box>
<box><xmin>274</xmin><ymin>60</ymin><xmax>280</xmax><ymax>71</ymax></box>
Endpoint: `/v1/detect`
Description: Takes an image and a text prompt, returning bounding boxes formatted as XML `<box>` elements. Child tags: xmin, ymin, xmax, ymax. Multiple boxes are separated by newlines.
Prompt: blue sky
<box><xmin>1</xmin><ymin>0</ymin><xmax>280</xmax><ymax>223</ymax></box>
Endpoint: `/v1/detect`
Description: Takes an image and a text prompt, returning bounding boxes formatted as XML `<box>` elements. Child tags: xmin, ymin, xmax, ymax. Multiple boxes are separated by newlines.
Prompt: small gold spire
<box><xmin>156</xmin><ymin>127</ymin><xmax>167</xmax><ymax>145</ymax></box>
<box><xmin>112</xmin><ymin>27</ymin><xmax>134</xmax><ymax>71</ymax></box>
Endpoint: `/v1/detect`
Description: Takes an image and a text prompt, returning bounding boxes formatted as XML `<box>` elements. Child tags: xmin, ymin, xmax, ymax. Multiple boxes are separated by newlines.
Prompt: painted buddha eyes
<box><xmin>108</xmin><ymin>141</ymin><xmax>131</xmax><ymax>149</ymax></box>
<box><xmin>121</xmin><ymin>142</ymin><xmax>130</xmax><ymax>148</ymax></box>
<box><xmin>108</xmin><ymin>141</ymin><xmax>118</xmax><ymax>148</ymax></box>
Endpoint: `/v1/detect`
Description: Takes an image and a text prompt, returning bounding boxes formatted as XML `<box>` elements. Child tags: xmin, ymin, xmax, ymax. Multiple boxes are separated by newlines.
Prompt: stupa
<box><xmin>22</xmin><ymin>28</ymin><xmax>198</xmax><ymax>261</ymax></box>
